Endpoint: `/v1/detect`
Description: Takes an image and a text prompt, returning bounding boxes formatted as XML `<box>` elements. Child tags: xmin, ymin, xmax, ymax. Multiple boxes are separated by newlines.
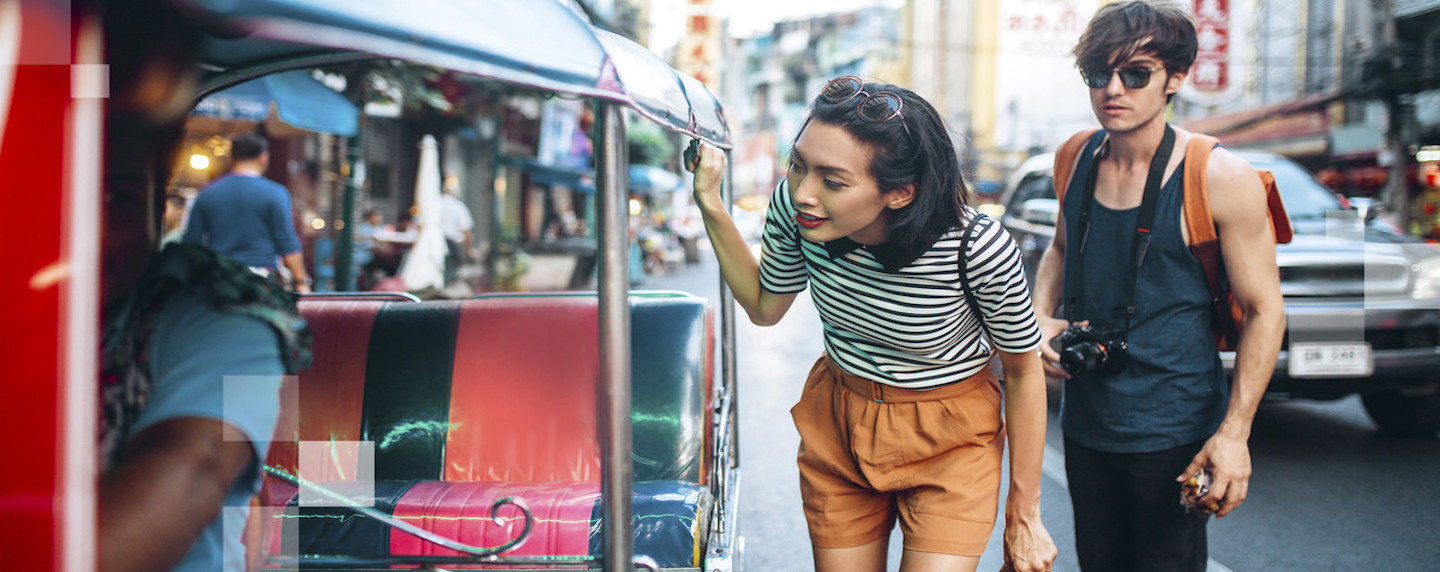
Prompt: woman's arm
<box><xmin>998</xmin><ymin>349</ymin><xmax>1057</xmax><ymax>572</ymax></box>
<box><xmin>687</xmin><ymin>143</ymin><xmax>796</xmax><ymax>325</ymax></box>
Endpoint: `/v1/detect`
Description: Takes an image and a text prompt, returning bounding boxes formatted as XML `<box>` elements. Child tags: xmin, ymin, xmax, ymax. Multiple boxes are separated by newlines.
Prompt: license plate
<box><xmin>1288</xmin><ymin>342</ymin><xmax>1374</xmax><ymax>378</ymax></box>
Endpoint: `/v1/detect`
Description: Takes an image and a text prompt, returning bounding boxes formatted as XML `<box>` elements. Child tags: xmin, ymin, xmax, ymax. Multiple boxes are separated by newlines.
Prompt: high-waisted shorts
<box><xmin>789</xmin><ymin>354</ymin><xmax>1005</xmax><ymax>556</ymax></box>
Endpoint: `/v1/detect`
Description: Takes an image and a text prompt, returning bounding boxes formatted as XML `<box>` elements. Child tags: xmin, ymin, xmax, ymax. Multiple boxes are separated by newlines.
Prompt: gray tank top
<box><xmin>1060</xmin><ymin>132</ymin><xmax>1227</xmax><ymax>453</ymax></box>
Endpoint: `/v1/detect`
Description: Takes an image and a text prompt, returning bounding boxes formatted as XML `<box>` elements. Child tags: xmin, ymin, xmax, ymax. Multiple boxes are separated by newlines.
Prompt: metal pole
<box><xmin>721</xmin><ymin>156</ymin><xmax>739</xmax><ymax>465</ymax></box>
<box><xmin>595</xmin><ymin>101</ymin><xmax>634</xmax><ymax>572</ymax></box>
<box><xmin>335</xmin><ymin>133</ymin><xmax>360</xmax><ymax>290</ymax></box>
<box><xmin>1375</xmin><ymin>0</ymin><xmax>1412</xmax><ymax>231</ymax></box>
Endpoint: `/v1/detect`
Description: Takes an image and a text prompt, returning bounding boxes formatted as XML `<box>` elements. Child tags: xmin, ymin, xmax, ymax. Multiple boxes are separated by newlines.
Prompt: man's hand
<box><xmin>1177</xmin><ymin>432</ymin><xmax>1252</xmax><ymax>518</ymax></box>
<box><xmin>1037</xmin><ymin>317</ymin><xmax>1081</xmax><ymax>379</ymax></box>
<box><xmin>1003</xmin><ymin>505</ymin><xmax>1058</xmax><ymax>572</ymax></box>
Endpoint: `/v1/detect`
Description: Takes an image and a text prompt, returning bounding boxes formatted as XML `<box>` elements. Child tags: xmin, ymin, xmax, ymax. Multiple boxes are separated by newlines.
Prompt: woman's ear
<box><xmin>886</xmin><ymin>183</ymin><xmax>917</xmax><ymax>209</ymax></box>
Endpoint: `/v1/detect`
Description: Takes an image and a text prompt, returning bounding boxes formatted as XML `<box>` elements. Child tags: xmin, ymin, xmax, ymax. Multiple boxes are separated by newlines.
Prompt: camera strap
<box><xmin>1071</xmin><ymin>125</ymin><xmax>1175</xmax><ymax>344</ymax></box>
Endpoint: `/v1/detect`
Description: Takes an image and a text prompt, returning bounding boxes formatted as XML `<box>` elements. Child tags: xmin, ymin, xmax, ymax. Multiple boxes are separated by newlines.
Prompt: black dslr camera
<box><xmin>1051</xmin><ymin>324</ymin><xmax>1127</xmax><ymax>376</ymax></box>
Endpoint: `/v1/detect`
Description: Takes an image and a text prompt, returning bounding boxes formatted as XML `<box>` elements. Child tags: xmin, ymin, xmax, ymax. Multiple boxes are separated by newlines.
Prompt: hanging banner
<box><xmin>677</xmin><ymin>0</ymin><xmax>719</xmax><ymax>88</ymax></box>
<box><xmin>1192</xmin><ymin>0</ymin><xmax>1229</xmax><ymax>91</ymax></box>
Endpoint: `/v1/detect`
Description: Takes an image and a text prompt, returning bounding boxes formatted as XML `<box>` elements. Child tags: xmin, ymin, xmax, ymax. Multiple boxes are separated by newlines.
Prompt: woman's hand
<box><xmin>684</xmin><ymin>139</ymin><xmax>727</xmax><ymax>213</ymax></box>
<box><xmin>1003</xmin><ymin>506</ymin><xmax>1057</xmax><ymax>572</ymax></box>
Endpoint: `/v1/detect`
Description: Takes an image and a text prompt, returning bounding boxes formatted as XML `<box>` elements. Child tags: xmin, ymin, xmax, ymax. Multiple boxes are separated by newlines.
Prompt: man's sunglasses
<box><xmin>819</xmin><ymin>76</ymin><xmax>913</xmax><ymax>139</ymax></box>
<box><xmin>1080</xmin><ymin>65</ymin><xmax>1165</xmax><ymax>89</ymax></box>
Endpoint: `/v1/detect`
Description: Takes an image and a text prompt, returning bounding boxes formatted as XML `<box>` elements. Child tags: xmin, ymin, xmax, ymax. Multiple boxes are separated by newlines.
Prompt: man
<box><xmin>183</xmin><ymin>133</ymin><xmax>312</xmax><ymax>292</ymax></box>
<box><xmin>1032</xmin><ymin>2</ymin><xmax>1285</xmax><ymax>570</ymax></box>
<box><xmin>439</xmin><ymin>175</ymin><xmax>476</xmax><ymax>285</ymax></box>
<box><xmin>98</xmin><ymin>2</ymin><xmax>310</xmax><ymax>570</ymax></box>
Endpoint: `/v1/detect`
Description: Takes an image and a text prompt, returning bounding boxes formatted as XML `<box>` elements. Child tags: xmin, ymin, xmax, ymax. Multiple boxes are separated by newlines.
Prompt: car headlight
<box><xmin>1414</xmin><ymin>256</ymin><xmax>1440</xmax><ymax>300</ymax></box>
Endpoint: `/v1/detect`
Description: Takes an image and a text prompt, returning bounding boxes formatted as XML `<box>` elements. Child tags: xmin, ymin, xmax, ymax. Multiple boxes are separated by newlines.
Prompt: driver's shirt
<box><xmin>759</xmin><ymin>179</ymin><xmax>1042</xmax><ymax>390</ymax></box>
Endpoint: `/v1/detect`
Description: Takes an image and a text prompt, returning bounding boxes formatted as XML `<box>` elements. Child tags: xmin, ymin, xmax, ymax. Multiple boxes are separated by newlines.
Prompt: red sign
<box><xmin>1192</xmin><ymin>0</ymin><xmax>1229</xmax><ymax>91</ymax></box>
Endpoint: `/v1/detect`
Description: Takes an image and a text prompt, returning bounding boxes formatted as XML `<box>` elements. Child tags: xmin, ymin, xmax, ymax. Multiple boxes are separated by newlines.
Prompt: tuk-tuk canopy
<box><xmin>180</xmin><ymin>0</ymin><xmax>731</xmax><ymax>148</ymax></box>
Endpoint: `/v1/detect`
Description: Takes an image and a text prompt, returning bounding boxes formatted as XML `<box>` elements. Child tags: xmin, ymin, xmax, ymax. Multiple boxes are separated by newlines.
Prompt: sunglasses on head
<box><xmin>819</xmin><ymin>76</ymin><xmax>913</xmax><ymax>139</ymax></box>
<box><xmin>1080</xmin><ymin>65</ymin><xmax>1165</xmax><ymax>89</ymax></box>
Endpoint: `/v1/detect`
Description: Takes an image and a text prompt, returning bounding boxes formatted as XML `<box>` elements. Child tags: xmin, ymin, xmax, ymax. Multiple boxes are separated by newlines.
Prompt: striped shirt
<box><xmin>760</xmin><ymin>180</ymin><xmax>1042</xmax><ymax>389</ymax></box>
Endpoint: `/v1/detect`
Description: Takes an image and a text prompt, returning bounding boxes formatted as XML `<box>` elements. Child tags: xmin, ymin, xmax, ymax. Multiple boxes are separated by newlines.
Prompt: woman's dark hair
<box><xmin>1073</xmin><ymin>1</ymin><xmax>1197</xmax><ymax>78</ymax></box>
<box><xmin>797</xmin><ymin>79</ymin><xmax>970</xmax><ymax>256</ymax></box>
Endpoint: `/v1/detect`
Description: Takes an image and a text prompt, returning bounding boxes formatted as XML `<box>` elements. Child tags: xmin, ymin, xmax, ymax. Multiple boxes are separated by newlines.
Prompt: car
<box><xmin>996</xmin><ymin>147</ymin><xmax>1440</xmax><ymax>435</ymax></box>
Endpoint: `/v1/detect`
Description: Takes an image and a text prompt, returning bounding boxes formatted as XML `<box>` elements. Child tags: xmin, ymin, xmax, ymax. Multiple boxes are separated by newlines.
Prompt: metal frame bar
<box><xmin>595</xmin><ymin>101</ymin><xmax>635</xmax><ymax>572</ymax></box>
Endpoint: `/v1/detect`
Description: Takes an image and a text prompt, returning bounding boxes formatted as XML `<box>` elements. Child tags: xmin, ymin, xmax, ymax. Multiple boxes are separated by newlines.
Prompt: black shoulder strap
<box><xmin>959</xmin><ymin>213</ymin><xmax>990</xmax><ymax>342</ymax></box>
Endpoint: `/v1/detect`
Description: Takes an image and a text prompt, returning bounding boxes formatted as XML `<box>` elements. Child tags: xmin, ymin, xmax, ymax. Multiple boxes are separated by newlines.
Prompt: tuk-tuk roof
<box><xmin>179</xmin><ymin>0</ymin><xmax>731</xmax><ymax>147</ymax></box>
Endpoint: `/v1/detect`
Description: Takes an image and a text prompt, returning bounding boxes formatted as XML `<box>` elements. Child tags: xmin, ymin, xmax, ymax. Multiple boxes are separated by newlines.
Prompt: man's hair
<box><xmin>1073</xmin><ymin>1</ymin><xmax>1197</xmax><ymax>76</ymax></box>
<box><xmin>230</xmin><ymin>133</ymin><xmax>269</xmax><ymax>161</ymax></box>
<box><xmin>798</xmin><ymin>78</ymin><xmax>971</xmax><ymax>258</ymax></box>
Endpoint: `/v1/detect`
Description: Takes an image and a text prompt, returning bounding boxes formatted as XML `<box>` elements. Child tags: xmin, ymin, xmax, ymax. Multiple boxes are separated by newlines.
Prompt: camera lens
<box><xmin>1060</xmin><ymin>341</ymin><xmax>1108</xmax><ymax>375</ymax></box>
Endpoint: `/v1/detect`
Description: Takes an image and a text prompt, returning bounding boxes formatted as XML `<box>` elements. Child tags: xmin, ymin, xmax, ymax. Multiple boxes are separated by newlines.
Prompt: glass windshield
<box><xmin>1248</xmin><ymin>156</ymin><xmax>1342</xmax><ymax>221</ymax></box>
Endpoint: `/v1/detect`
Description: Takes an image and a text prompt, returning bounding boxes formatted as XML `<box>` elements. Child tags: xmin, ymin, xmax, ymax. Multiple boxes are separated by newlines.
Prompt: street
<box><xmin>641</xmin><ymin>252</ymin><xmax>1440</xmax><ymax>571</ymax></box>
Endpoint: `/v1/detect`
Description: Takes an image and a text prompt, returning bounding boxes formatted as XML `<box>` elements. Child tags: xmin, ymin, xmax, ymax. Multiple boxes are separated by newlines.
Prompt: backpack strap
<box><xmin>959</xmin><ymin>213</ymin><xmax>990</xmax><ymax>342</ymax></box>
<box><xmin>1182</xmin><ymin>134</ymin><xmax>1227</xmax><ymax>300</ymax></box>
<box><xmin>1053</xmin><ymin>129</ymin><xmax>1100</xmax><ymax>204</ymax></box>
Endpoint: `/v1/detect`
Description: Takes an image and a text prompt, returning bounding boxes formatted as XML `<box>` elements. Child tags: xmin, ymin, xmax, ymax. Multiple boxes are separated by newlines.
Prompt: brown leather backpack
<box><xmin>1052</xmin><ymin>129</ymin><xmax>1293</xmax><ymax>351</ymax></box>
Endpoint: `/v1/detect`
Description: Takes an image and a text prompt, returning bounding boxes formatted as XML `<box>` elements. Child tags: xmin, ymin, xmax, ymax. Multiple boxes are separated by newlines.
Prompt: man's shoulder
<box><xmin>1199</xmin><ymin>145</ymin><xmax>1264</xmax><ymax>198</ymax></box>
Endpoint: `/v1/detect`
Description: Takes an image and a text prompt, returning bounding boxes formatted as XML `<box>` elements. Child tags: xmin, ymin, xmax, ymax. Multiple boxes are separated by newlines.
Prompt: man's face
<box><xmin>1085</xmin><ymin>51</ymin><xmax>1185</xmax><ymax>134</ymax></box>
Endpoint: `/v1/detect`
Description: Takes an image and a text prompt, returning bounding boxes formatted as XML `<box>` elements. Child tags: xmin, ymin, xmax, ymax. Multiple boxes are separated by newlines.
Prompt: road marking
<box><xmin>1042</xmin><ymin>443</ymin><xmax>1235</xmax><ymax>572</ymax></box>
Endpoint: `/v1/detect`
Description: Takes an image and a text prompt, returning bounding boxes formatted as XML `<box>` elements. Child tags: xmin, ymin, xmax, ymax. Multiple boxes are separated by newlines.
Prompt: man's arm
<box><xmin>271</xmin><ymin>188</ymin><xmax>310</xmax><ymax>292</ymax></box>
<box><xmin>1176</xmin><ymin>148</ymin><xmax>1285</xmax><ymax>517</ymax></box>
<box><xmin>1032</xmin><ymin>202</ymin><xmax>1071</xmax><ymax>379</ymax></box>
<box><xmin>181</xmin><ymin>197</ymin><xmax>206</xmax><ymax>245</ymax></box>
<box><xmin>282</xmin><ymin>251</ymin><xmax>311</xmax><ymax>293</ymax></box>
<box><xmin>99</xmin><ymin>418</ymin><xmax>257</xmax><ymax>572</ymax></box>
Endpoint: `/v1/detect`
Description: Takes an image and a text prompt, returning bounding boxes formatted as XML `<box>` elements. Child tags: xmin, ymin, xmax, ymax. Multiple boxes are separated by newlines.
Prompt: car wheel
<box><xmin>1361</xmin><ymin>389</ymin><xmax>1440</xmax><ymax>436</ymax></box>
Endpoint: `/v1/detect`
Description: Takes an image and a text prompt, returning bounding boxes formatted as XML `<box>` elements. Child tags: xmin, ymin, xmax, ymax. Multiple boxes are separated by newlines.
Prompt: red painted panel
<box><xmin>266</xmin><ymin>300</ymin><xmax>384</xmax><ymax>479</ymax></box>
<box><xmin>444</xmin><ymin>298</ymin><xmax>601</xmax><ymax>483</ymax></box>
<box><xmin>389</xmin><ymin>480</ymin><xmax>599</xmax><ymax>560</ymax></box>
<box><xmin>1</xmin><ymin>3</ymin><xmax>74</xmax><ymax>568</ymax></box>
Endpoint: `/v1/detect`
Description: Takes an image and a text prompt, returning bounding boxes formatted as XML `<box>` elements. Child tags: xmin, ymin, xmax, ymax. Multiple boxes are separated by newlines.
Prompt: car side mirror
<box><xmin>1364</xmin><ymin>202</ymin><xmax>1386</xmax><ymax>223</ymax></box>
<box><xmin>1020</xmin><ymin>198</ymin><xmax>1059</xmax><ymax>226</ymax></box>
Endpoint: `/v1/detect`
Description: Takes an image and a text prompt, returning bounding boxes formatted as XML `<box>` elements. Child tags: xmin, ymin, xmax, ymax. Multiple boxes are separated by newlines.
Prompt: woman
<box><xmin>686</xmin><ymin>77</ymin><xmax>1057</xmax><ymax>572</ymax></box>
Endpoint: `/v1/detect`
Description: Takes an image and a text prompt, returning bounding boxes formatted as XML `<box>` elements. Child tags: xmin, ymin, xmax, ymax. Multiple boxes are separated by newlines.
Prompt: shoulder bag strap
<box><xmin>959</xmin><ymin>213</ymin><xmax>990</xmax><ymax>342</ymax></box>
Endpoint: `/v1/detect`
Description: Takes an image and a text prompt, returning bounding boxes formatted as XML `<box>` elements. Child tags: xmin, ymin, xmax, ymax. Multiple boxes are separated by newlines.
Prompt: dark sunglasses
<box><xmin>1080</xmin><ymin>65</ymin><xmax>1165</xmax><ymax>89</ymax></box>
<box><xmin>819</xmin><ymin>76</ymin><xmax>913</xmax><ymax>139</ymax></box>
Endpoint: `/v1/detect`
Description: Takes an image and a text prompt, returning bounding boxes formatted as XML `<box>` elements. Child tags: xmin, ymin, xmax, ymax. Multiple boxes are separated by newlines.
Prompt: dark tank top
<box><xmin>1060</xmin><ymin>131</ymin><xmax>1227</xmax><ymax>453</ymax></box>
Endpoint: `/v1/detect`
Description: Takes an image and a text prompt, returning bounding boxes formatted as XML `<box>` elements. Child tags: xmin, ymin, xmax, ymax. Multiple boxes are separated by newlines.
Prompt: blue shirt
<box><xmin>130</xmin><ymin>290</ymin><xmax>284</xmax><ymax>571</ymax></box>
<box><xmin>183</xmin><ymin>174</ymin><xmax>302</xmax><ymax>268</ymax></box>
<box><xmin>1059</xmin><ymin>132</ymin><xmax>1227</xmax><ymax>453</ymax></box>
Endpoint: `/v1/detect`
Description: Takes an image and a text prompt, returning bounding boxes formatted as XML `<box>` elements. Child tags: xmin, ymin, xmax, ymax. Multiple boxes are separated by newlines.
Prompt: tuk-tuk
<box><xmin>2</xmin><ymin>0</ymin><xmax>741</xmax><ymax>570</ymax></box>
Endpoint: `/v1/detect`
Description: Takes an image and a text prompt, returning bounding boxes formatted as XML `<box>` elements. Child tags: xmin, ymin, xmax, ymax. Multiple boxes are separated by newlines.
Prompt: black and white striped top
<box><xmin>760</xmin><ymin>180</ymin><xmax>1043</xmax><ymax>389</ymax></box>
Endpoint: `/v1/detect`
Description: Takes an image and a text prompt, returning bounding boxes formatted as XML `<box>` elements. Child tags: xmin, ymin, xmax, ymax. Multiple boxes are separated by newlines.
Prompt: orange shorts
<box><xmin>789</xmin><ymin>355</ymin><xmax>1005</xmax><ymax>556</ymax></box>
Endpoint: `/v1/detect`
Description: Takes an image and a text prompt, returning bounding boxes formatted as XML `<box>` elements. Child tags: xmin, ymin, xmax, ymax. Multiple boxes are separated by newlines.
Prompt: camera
<box><xmin>1051</xmin><ymin>324</ymin><xmax>1127</xmax><ymax>376</ymax></box>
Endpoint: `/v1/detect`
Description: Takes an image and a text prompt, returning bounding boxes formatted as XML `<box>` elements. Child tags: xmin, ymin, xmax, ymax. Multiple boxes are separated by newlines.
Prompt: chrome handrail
<box><xmin>261</xmin><ymin>465</ymin><xmax>533</xmax><ymax>557</ymax></box>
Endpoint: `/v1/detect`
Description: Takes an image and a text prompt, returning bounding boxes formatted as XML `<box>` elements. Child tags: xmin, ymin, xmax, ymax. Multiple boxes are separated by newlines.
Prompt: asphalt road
<box><xmin>640</xmin><ymin>253</ymin><xmax>1440</xmax><ymax>571</ymax></box>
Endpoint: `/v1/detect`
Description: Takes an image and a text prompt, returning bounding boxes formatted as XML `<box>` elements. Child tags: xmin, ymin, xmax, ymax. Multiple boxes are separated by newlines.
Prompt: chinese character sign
<box><xmin>679</xmin><ymin>0</ymin><xmax>719</xmax><ymax>89</ymax></box>
<box><xmin>1192</xmin><ymin>0</ymin><xmax>1228</xmax><ymax>91</ymax></box>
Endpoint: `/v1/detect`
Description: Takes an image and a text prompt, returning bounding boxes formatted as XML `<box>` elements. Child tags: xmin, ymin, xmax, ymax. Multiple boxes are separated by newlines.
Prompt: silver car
<box><xmin>996</xmin><ymin>149</ymin><xmax>1440</xmax><ymax>435</ymax></box>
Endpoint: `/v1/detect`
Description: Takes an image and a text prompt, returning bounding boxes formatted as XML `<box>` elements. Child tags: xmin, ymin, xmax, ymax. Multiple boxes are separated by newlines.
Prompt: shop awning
<box><xmin>181</xmin><ymin>0</ymin><xmax>732</xmax><ymax>148</ymax></box>
<box><xmin>1181</xmin><ymin>91</ymin><xmax>1344</xmax><ymax>156</ymax></box>
<box><xmin>189</xmin><ymin>70</ymin><xmax>359</xmax><ymax>136</ymax></box>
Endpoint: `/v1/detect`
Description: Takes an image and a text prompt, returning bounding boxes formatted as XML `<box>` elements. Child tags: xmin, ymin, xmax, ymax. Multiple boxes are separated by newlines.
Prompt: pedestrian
<box><xmin>98</xmin><ymin>3</ymin><xmax>311</xmax><ymax>570</ymax></box>
<box><xmin>182</xmin><ymin>132</ymin><xmax>312</xmax><ymax>292</ymax></box>
<box><xmin>439</xmin><ymin>174</ymin><xmax>476</xmax><ymax>286</ymax></box>
<box><xmin>159</xmin><ymin>192</ymin><xmax>187</xmax><ymax>247</ymax></box>
<box><xmin>1032</xmin><ymin>2</ymin><xmax>1285</xmax><ymax>570</ymax></box>
<box><xmin>686</xmin><ymin>76</ymin><xmax>1057</xmax><ymax>572</ymax></box>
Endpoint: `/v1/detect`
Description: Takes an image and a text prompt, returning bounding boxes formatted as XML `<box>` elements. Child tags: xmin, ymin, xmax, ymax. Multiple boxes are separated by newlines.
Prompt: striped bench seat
<box><xmin>253</xmin><ymin>293</ymin><xmax>715</xmax><ymax>568</ymax></box>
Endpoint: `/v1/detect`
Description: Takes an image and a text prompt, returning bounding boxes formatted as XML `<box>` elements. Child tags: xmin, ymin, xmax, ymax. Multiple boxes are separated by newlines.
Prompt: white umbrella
<box><xmin>398</xmin><ymin>134</ymin><xmax>447</xmax><ymax>292</ymax></box>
